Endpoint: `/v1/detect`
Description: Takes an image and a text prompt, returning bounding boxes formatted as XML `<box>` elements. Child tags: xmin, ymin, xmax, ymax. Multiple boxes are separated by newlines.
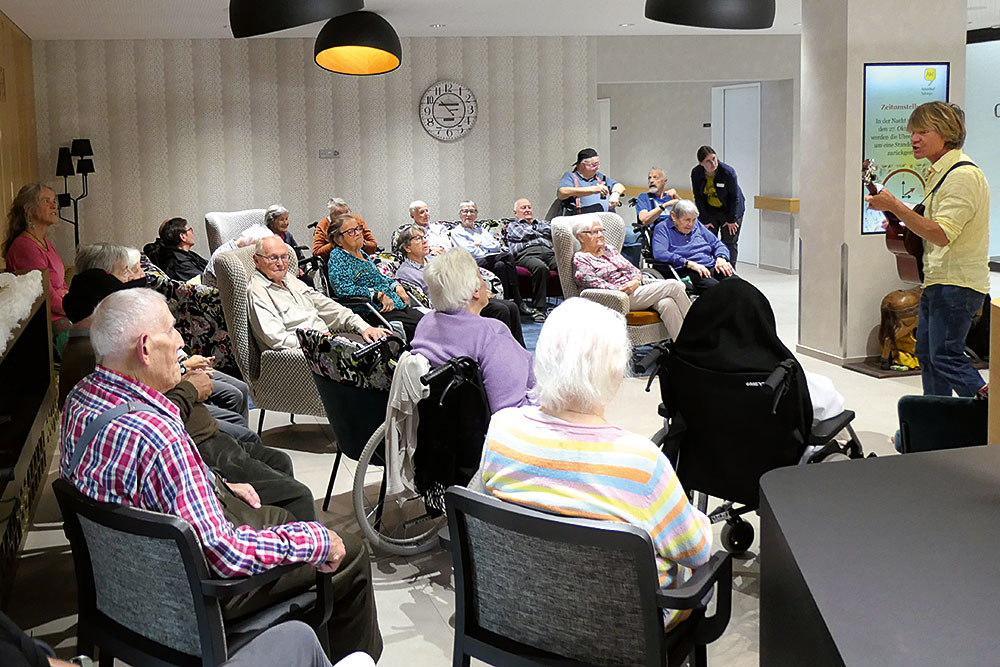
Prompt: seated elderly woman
<box><xmin>265</xmin><ymin>204</ymin><xmax>308</xmax><ymax>280</ymax></box>
<box><xmin>326</xmin><ymin>213</ymin><xmax>423</xmax><ymax>340</ymax></box>
<box><xmin>410</xmin><ymin>248</ymin><xmax>534</xmax><ymax>412</ymax></box>
<box><xmin>651</xmin><ymin>199</ymin><xmax>735</xmax><ymax>295</ymax></box>
<box><xmin>143</xmin><ymin>217</ymin><xmax>208</xmax><ymax>282</ymax></box>
<box><xmin>395</xmin><ymin>225</ymin><xmax>524</xmax><ymax>346</ymax></box>
<box><xmin>476</xmin><ymin>297</ymin><xmax>711</xmax><ymax>630</ymax></box>
<box><xmin>572</xmin><ymin>216</ymin><xmax>690</xmax><ymax>340</ymax></box>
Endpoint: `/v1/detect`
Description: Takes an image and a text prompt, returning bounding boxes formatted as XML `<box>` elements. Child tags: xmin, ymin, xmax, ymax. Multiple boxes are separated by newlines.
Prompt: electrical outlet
<box><xmin>318</xmin><ymin>149</ymin><xmax>340</xmax><ymax>159</ymax></box>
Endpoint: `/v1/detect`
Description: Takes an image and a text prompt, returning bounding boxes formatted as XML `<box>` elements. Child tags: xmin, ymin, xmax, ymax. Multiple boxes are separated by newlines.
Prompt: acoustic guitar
<box><xmin>862</xmin><ymin>159</ymin><xmax>923</xmax><ymax>284</ymax></box>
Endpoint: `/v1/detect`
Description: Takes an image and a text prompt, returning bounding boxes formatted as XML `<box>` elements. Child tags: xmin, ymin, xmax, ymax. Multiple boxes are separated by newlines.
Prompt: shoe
<box><xmin>531</xmin><ymin>308</ymin><xmax>547</xmax><ymax>323</ymax></box>
<box><xmin>517</xmin><ymin>301</ymin><xmax>534</xmax><ymax>317</ymax></box>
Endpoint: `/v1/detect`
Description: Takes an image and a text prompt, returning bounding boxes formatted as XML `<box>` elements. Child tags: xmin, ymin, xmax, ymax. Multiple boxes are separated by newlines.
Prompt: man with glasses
<box><xmin>143</xmin><ymin>216</ymin><xmax>208</xmax><ymax>282</ymax></box>
<box><xmin>450</xmin><ymin>200</ymin><xmax>532</xmax><ymax>318</ymax></box>
<box><xmin>248</xmin><ymin>235</ymin><xmax>388</xmax><ymax>351</ymax></box>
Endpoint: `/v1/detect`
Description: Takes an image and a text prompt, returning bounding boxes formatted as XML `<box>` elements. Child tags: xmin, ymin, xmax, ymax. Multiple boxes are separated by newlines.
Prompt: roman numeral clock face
<box><xmin>419</xmin><ymin>80</ymin><xmax>478</xmax><ymax>142</ymax></box>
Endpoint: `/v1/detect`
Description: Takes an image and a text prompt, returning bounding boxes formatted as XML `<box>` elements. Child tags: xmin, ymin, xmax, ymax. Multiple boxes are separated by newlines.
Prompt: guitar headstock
<box><xmin>862</xmin><ymin>159</ymin><xmax>878</xmax><ymax>184</ymax></box>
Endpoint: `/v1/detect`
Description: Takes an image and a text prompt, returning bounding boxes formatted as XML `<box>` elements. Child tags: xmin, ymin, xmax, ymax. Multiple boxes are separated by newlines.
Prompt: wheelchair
<box><xmin>298</xmin><ymin>330</ymin><xmax>491</xmax><ymax>556</ymax></box>
<box><xmin>637</xmin><ymin>279</ymin><xmax>865</xmax><ymax>556</ymax></box>
<box><xmin>627</xmin><ymin>196</ymin><xmax>697</xmax><ymax>299</ymax></box>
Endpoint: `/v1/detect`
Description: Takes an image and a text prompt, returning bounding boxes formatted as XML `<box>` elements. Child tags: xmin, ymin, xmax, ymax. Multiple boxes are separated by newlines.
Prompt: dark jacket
<box><xmin>690</xmin><ymin>160</ymin><xmax>745</xmax><ymax>223</ymax></box>
<box><xmin>143</xmin><ymin>240</ymin><xmax>208</xmax><ymax>282</ymax></box>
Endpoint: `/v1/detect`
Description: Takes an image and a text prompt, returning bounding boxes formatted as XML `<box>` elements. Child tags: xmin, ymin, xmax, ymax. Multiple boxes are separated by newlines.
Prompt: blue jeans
<box><xmin>915</xmin><ymin>284</ymin><xmax>985</xmax><ymax>397</ymax></box>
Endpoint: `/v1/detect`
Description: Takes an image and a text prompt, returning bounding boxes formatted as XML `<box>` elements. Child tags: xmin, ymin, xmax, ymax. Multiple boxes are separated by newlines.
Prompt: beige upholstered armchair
<box><xmin>205</xmin><ymin>209</ymin><xmax>267</xmax><ymax>252</ymax></box>
<box><xmin>551</xmin><ymin>212</ymin><xmax>669</xmax><ymax>347</ymax></box>
<box><xmin>214</xmin><ymin>245</ymin><xmax>325</xmax><ymax>432</ymax></box>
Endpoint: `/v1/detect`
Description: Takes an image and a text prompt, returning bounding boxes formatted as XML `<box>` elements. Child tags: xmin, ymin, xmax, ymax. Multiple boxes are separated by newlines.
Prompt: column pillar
<box><xmin>797</xmin><ymin>0</ymin><xmax>967</xmax><ymax>362</ymax></box>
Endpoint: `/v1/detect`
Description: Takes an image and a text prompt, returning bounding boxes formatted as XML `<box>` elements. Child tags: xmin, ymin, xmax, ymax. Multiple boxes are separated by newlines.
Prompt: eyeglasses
<box><xmin>338</xmin><ymin>227</ymin><xmax>363</xmax><ymax>237</ymax></box>
<box><xmin>578</xmin><ymin>228</ymin><xmax>605</xmax><ymax>235</ymax></box>
<box><xmin>255</xmin><ymin>253</ymin><xmax>289</xmax><ymax>264</ymax></box>
<box><xmin>460</xmin><ymin>209</ymin><xmax>477</xmax><ymax>215</ymax></box>
<box><xmin>580</xmin><ymin>159</ymin><xmax>600</xmax><ymax>168</ymax></box>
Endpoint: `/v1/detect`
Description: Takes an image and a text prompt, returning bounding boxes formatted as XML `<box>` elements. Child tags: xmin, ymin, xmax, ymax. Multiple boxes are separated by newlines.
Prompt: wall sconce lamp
<box><xmin>55</xmin><ymin>139</ymin><xmax>94</xmax><ymax>247</ymax></box>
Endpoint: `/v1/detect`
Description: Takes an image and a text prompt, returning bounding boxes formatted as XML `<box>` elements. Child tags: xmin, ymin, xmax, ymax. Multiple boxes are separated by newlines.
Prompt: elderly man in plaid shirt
<box><xmin>59</xmin><ymin>288</ymin><xmax>381</xmax><ymax>663</ymax></box>
<box><xmin>506</xmin><ymin>198</ymin><xmax>558</xmax><ymax>321</ymax></box>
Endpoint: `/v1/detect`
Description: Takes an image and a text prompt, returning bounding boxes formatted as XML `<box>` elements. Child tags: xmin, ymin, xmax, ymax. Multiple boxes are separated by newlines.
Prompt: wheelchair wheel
<box><xmin>721</xmin><ymin>518</ymin><xmax>754</xmax><ymax>556</ymax></box>
<box><xmin>352</xmin><ymin>423</ymin><xmax>446</xmax><ymax>556</ymax></box>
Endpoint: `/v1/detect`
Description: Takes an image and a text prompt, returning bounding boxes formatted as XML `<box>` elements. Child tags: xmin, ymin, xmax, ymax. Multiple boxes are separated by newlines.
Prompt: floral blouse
<box><xmin>327</xmin><ymin>247</ymin><xmax>405</xmax><ymax>312</ymax></box>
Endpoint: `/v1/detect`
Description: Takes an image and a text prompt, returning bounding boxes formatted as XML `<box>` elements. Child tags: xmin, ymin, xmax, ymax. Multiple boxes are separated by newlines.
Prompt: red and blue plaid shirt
<box><xmin>60</xmin><ymin>366</ymin><xmax>331</xmax><ymax>577</ymax></box>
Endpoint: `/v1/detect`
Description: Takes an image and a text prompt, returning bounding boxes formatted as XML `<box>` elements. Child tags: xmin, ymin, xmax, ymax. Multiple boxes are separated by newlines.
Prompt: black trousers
<box><xmin>481</xmin><ymin>298</ymin><xmax>525</xmax><ymax>347</ymax></box>
<box><xmin>672</xmin><ymin>266</ymin><xmax>736</xmax><ymax>295</ymax></box>
<box><xmin>515</xmin><ymin>245</ymin><xmax>558</xmax><ymax>310</ymax></box>
<box><xmin>217</xmin><ymin>489</ymin><xmax>382</xmax><ymax>664</ymax></box>
<box><xmin>476</xmin><ymin>252</ymin><xmax>523</xmax><ymax>303</ymax></box>
<box><xmin>701</xmin><ymin>210</ymin><xmax>741</xmax><ymax>267</ymax></box>
<box><xmin>197</xmin><ymin>430</ymin><xmax>318</xmax><ymax>522</ymax></box>
<box><xmin>362</xmin><ymin>305</ymin><xmax>424</xmax><ymax>342</ymax></box>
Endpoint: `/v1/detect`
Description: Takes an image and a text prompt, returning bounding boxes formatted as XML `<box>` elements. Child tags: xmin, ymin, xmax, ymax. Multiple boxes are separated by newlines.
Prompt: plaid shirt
<box><xmin>504</xmin><ymin>218</ymin><xmax>553</xmax><ymax>256</ymax></box>
<box><xmin>573</xmin><ymin>247</ymin><xmax>640</xmax><ymax>290</ymax></box>
<box><xmin>60</xmin><ymin>366</ymin><xmax>331</xmax><ymax>578</ymax></box>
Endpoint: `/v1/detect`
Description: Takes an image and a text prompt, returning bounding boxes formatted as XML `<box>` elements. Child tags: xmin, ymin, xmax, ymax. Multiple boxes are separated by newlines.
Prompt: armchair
<box><xmin>445</xmin><ymin>486</ymin><xmax>732</xmax><ymax>667</ymax></box>
<box><xmin>551</xmin><ymin>212</ymin><xmax>670</xmax><ymax>347</ymax></box>
<box><xmin>214</xmin><ymin>245</ymin><xmax>326</xmax><ymax>432</ymax></box>
<box><xmin>205</xmin><ymin>209</ymin><xmax>267</xmax><ymax>253</ymax></box>
<box><xmin>53</xmin><ymin>478</ymin><xmax>333</xmax><ymax>666</ymax></box>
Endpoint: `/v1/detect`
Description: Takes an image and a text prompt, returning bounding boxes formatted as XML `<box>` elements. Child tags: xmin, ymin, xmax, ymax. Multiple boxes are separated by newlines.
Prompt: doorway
<box><xmin>711</xmin><ymin>83</ymin><xmax>761</xmax><ymax>266</ymax></box>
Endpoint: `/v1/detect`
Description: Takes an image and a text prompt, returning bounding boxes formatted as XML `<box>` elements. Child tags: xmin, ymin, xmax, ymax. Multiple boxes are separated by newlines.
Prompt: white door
<box><xmin>598</xmin><ymin>98</ymin><xmax>611</xmax><ymax>176</ymax></box>
<box><xmin>711</xmin><ymin>83</ymin><xmax>760</xmax><ymax>266</ymax></box>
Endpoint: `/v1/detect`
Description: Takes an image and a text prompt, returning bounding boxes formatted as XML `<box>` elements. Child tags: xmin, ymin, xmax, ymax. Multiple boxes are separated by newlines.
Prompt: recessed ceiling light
<box><xmin>793</xmin><ymin>21</ymin><xmax>802</xmax><ymax>26</ymax></box>
<box><xmin>429</xmin><ymin>23</ymin><xmax>446</xmax><ymax>28</ymax></box>
<box><xmin>619</xmin><ymin>22</ymin><xmax>634</xmax><ymax>27</ymax></box>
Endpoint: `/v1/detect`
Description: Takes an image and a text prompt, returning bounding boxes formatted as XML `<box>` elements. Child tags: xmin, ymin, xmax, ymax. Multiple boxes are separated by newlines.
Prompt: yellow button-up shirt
<box><xmin>921</xmin><ymin>148</ymin><xmax>990</xmax><ymax>294</ymax></box>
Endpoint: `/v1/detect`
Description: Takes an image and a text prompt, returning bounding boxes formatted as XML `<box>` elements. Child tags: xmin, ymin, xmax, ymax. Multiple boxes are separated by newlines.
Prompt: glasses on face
<box><xmin>255</xmin><ymin>253</ymin><xmax>288</xmax><ymax>264</ymax></box>
<box><xmin>579</xmin><ymin>228</ymin><xmax>604</xmax><ymax>236</ymax></box>
<box><xmin>581</xmin><ymin>159</ymin><xmax>600</xmax><ymax>168</ymax></box>
<box><xmin>460</xmin><ymin>209</ymin><xmax>477</xmax><ymax>215</ymax></box>
<box><xmin>339</xmin><ymin>227</ymin><xmax>363</xmax><ymax>238</ymax></box>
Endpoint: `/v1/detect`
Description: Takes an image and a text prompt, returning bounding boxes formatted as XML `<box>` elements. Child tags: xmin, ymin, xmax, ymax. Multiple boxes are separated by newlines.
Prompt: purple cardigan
<box><xmin>409</xmin><ymin>309</ymin><xmax>534</xmax><ymax>412</ymax></box>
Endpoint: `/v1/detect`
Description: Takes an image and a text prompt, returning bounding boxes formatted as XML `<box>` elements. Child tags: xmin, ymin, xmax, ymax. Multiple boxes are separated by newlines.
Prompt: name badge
<box><xmin>717</xmin><ymin>183</ymin><xmax>726</xmax><ymax>188</ymax></box>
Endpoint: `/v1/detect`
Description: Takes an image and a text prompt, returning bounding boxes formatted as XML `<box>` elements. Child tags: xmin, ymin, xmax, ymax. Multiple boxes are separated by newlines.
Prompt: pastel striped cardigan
<box><xmin>480</xmin><ymin>406</ymin><xmax>713</xmax><ymax>628</ymax></box>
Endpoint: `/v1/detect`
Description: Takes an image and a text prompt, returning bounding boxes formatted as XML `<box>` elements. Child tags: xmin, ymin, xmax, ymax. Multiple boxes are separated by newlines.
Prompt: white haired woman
<box><xmin>409</xmin><ymin>248</ymin><xmax>534</xmax><ymax>412</ymax></box>
<box><xmin>476</xmin><ymin>297</ymin><xmax>712</xmax><ymax>630</ymax></box>
<box><xmin>572</xmin><ymin>216</ymin><xmax>691</xmax><ymax>339</ymax></box>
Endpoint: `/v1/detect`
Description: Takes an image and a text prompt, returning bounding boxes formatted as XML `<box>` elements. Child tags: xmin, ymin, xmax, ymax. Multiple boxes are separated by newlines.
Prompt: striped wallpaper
<box><xmin>33</xmin><ymin>36</ymin><xmax>597</xmax><ymax>261</ymax></box>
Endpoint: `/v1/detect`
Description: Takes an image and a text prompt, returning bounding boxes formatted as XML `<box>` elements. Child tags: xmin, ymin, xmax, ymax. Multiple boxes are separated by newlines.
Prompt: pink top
<box><xmin>6</xmin><ymin>234</ymin><xmax>68</xmax><ymax>318</ymax></box>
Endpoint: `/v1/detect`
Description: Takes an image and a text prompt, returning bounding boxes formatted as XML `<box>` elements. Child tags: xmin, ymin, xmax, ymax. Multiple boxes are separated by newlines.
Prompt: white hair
<box><xmin>671</xmin><ymin>199</ymin><xmax>699</xmax><ymax>219</ymax></box>
<box><xmin>571</xmin><ymin>216</ymin><xmax>601</xmax><ymax>238</ymax></box>
<box><xmin>327</xmin><ymin>197</ymin><xmax>348</xmax><ymax>213</ymax></box>
<box><xmin>254</xmin><ymin>235</ymin><xmax>284</xmax><ymax>254</ymax></box>
<box><xmin>90</xmin><ymin>288</ymin><xmax>170</xmax><ymax>363</ymax></box>
<box><xmin>409</xmin><ymin>200</ymin><xmax>427</xmax><ymax>215</ymax></box>
<box><xmin>264</xmin><ymin>204</ymin><xmax>288</xmax><ymax>225</ymax></box>
<box><xmin>459</xmin><ymin>200</ymin><xmax>477</xmax><ymax>211</ymax></box>
<box><xmin>532</xmin><ymin>298</ymin><xmax>631</xmax><ymax>413</ymax></box>
<box><xmin>424</xmin><ymin>248</ymin><xmax>480</xmax><ymax>313</ymax></box>
<box><xmin>75</xmin><ymin>243</ymin><xmax>132</xmax><ymax>275</ymax></box>
<box><xmin>236</xmin><ymin>224</ymin><xmax>273</xmax><ymax>246</ymax></box>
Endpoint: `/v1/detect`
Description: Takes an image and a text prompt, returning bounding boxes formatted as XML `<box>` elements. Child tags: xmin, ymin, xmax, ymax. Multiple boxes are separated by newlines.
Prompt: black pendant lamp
<box><xmin>229</xmin><ymin>0</ymin><xmax>362</xmax><ymax>38</ymax></box>
<box><xmin>644</xmin><ymin>0</ymin><xmax>775</xmax><ymax>29</ymax></box>
<box><xmin>314</xmin><ymin>11</ymin><xmax>401</xmax><ymax>75</ymax></box>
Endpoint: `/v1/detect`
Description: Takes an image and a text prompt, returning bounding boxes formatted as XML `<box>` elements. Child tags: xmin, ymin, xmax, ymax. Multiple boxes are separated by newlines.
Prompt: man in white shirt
<box><xmin>408</xmin><ymin>200</ymin><xmax>452</xmax><ymax>255</ymax></box>
<box><xmin>248</xmin><ymin>235</ymin><xmax>388</xmax><ymax>351</ymax></box>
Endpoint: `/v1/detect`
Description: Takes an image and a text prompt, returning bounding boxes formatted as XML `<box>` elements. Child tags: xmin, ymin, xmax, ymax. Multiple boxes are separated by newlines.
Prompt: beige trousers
<box><xmin>628</xmin><ymin>280</ymin><xmax>691</xmax><ymax>339</ymax></box>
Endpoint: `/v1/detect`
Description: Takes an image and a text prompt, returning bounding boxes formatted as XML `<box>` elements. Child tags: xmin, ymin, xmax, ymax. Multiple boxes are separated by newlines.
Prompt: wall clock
<box><xmin>419</xmin><ymin>80</ymin><xmax>478</xmax><ymax>142</ymax></box>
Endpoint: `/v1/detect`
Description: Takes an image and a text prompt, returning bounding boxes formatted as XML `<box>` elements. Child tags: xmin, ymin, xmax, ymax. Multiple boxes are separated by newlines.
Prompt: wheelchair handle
<box><xmin>420</xmin><ymin>358</ymin><xmax>462</xmax><ymax>386</ymax></box>
<box><xmin>351</xmin><ymin>335</ymin><xmax>404</xmax><ymax>361</ymax></box>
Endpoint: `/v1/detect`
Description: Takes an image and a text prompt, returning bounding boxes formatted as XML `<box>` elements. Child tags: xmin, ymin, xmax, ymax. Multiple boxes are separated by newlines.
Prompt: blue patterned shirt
<box><xmin>505</xmin><ymin>218</ymin><xmax>553</xmax><ymax>256</ymax></box>
<box><xmin>327</xmin><ymin>247</ymin><xmax>405</xmax><ymax>312</ymax></box>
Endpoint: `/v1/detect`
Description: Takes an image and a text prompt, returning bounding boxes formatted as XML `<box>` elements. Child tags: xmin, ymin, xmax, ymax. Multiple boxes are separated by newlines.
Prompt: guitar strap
<box><xmin>915</xmin><ymin>160</ymin><xmax>977</xmax><ymax>214</ymax></box>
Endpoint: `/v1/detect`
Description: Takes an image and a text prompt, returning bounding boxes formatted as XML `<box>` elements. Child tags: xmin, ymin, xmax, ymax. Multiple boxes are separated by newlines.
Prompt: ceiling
<box><xmin>2</xmin><ymin>0</ymin><xmax>997</xmax><ymax>41</ymax></box>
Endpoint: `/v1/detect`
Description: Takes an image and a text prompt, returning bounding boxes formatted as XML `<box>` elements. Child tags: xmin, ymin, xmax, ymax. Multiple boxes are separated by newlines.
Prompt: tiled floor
<box><xmin>6</xmin><ymin>265</ymin><xmax>992</xmax><ymax>665</ymax></box>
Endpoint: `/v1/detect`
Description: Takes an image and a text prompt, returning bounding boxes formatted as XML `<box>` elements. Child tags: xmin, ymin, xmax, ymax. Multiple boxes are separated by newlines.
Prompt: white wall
<box><xmin>33</xmin><ymin>37</ymin><xmax>597</xmax><ymax>259</ymax></box>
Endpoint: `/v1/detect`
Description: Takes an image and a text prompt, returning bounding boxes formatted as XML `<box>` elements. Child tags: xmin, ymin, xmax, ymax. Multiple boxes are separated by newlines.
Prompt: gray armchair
<box><xmin>445</xmin><ymin>486</ymin><xmax>732</xmax><ymax>667</ymax></box>
<box><xmin>206</xmin><ymin>209</ymin><xmax>267</xmax><ymax>253</ymax></box>
<box><xmin>551</xmin><ymin>211</ymin><xmax>670</xmax><ymax>347</ymax></box>
<box><xmin>53</xmin><ymin>478</ymin><xmax>334</xmax><ymax>666</ymax></box>
<box><xmin>214</xmin><ymin>245</ymin><xmax>326</xmax><ymax>432</ymax></box>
